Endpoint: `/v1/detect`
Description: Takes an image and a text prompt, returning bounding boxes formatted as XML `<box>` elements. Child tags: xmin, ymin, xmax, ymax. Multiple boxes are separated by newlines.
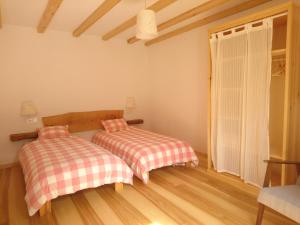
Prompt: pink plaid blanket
<box><xmin>19</xmin><ymin>136</ymin><xmax>133</xmax><ymax>216</ymax></box>
<box><xmin>92</xmin><ymin>127</ymin><xmax>198</xmax><ymax>183</ymax></box>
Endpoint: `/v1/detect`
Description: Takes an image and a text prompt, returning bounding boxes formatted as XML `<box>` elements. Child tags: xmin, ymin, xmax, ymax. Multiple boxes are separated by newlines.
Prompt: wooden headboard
<box><xmin>10</xmin><ymin>110</ymin><xmax>143</xmax><ymax>141</ymax></box>
<box><xmin>42</xmin><ymin>110</ymin><xmax>123</xmax><ymax>133</ymax></box>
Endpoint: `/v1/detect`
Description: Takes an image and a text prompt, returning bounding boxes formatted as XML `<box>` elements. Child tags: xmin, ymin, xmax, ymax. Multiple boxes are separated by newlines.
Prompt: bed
<box><xmin>19</xmin><ymin>134</ymin><xmax>133</xmax><ymax>216</ymax></box>
<box><xmin>91</xmin><ymin>121</ymin><xmax>199</xmax><ymax>183</ymax></box>
<box><xmin>17</xmin><ymin>110</ymin><xmax>134</xmax><ymax>216</ymax></box>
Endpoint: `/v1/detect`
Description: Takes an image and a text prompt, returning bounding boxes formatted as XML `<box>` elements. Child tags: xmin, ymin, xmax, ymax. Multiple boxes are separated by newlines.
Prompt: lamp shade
<box><xmin>126</xmin><ymin>97</ymin><xmax>136</xmax><ymax>110</ymax></box>
<box><xmin>20</xmin><ymin>101</ymin><xmax>37</xmax><ymax>117</ymax></box>
<box><xmin>136</xmin><ymin>9</ymin><xmax>158</xmax><ymax>40</ymax></box>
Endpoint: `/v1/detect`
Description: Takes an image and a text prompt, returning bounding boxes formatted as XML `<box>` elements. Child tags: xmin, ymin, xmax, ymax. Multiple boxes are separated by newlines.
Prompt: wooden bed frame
<box><xmin>10</xmin><ymin>110</ymin><xmax>141</xmax><ymax>217</ymax></box>
<box><xmin>41</xmin><ymin>110</ymin><xmax>127</xmax><ymax>216</ymax></box>
<box><xmin>42</xmin><ymin>110</ymin><xmax>124</xmax><ymax>132</ymax></box>
<box><xmin>10</xmin><ymin>110</ymin><xmax>143</xmax><ymax>141</ymax></box>
<box><xmin>11</xmin><ymin>109</ymin><xmax>191</xmax><ymax>216</ymax></box>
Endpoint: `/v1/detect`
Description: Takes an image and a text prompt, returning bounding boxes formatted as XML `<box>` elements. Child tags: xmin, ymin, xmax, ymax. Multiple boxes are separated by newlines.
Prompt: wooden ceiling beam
<box><xmin>73</xmin><ymin>0</ymin><xmax>121</xmax><ymax>37</ymax></box>
<box><xmin>102</xmin><ymin>0</ymin><xmax>177</xmax><ymax>41</ymax></box>
<box><xmin>37</xmin><ymin>0</ymin><xmax>63</xmax><ymax>33</ymax></box>
<box><xmin>145</xmin><ymin>0</ymin><xmax>272</xmax><ymax>46</ymax></box>
<box><xmin>128</xmin><ymin>0</ymin><xmax>231</xmax><ymax>44</ymax></box>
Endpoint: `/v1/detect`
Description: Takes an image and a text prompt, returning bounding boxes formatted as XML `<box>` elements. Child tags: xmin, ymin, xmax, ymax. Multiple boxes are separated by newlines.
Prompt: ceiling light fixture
<box><xmin>136</xmin><ymin>0</ymin><xmax>158</xmax><ymax>40</ymax></box>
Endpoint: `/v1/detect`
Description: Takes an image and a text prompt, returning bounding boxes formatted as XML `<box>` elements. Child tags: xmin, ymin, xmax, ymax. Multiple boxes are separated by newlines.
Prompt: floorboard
<box><xmin>71</xmin><ymin>191</ymin><xmax>105</xmax><ymax>225</ymax></box>
<box><xmin>0</xmin><ymin>155</ymin><xmax>297</xmax><ymax>225</ymax></box>
<box><xmin>0</xmin><ymin>168</ymin><xmax>10</xmax><ymax>225</ymax></box>
<box><xmin>97</xmin><ymin>185</ymin><xmax>151</xmax><ymax>225</ymax></box>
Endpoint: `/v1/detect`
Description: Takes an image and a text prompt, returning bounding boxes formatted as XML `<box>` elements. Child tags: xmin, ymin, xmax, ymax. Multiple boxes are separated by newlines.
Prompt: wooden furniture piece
<box><xmin>42</xmin><ymin>110</ymin><xmax>123</xmax><ymax>132</ymax></box>
<box><xmin>10</xmin><ymin>132</ymin><xmax>39</xmax><ymax>142</ymax></box>
<box><xmin>114</xmin><ymin>183</ymin><xmax>123</xmax><ymax>192</ymax></box>
<box><xmin>11</xmin><ymin>110</ymin><xmax>138</xmax><ymax>217</ymax></box>
<box><xmin>9</xmin><ymin>110</ymin><xmax>144</xmax><ymax>141</ymax></box>
<box><xmin>91</xmin><ymin>126</ymin><xmax>198</xmax><ymax>184</ymax></box>
<box><xmin>256</xmin><ymin>159</ymin><xmax>300</xmax><ymax>225</ymax></box>
<box><xmin>207</xmin><ymin>1</ymin><xmax>300</xmax><ymax>184</ymax></box>
<box><xmin>126</xmin><ymin>119</ymin><xmax>144</xmax><ymax>125</ymax></box>
<box><xmin>39</xmin><ymin>201</ymin><xmax>51</xmax><ymax>217</ymax></box>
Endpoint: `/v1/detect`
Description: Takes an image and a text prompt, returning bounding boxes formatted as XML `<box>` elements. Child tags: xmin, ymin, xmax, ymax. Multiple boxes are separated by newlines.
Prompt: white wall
<box><xmin>0</xmin><ymin>25</ymin><xmax>150</xmax><ymax>164</ymax></box>
<box><xmin>146</xmin><ymin>0</ymin><xmax>287</xmax><ymax>153</ymax></box>
<box><xmin>147</xmin><ymin>28</ymin><xmax>208</xmax><ymax>153</ymax></box>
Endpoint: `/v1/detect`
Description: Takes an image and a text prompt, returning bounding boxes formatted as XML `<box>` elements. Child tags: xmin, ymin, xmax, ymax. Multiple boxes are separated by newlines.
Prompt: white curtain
<box><xmin>210</xmin><ymin>19</ymin><xmax>273</xmax><ymax>186</ymax></box>
<box><xmin>213</xmin><ymin>29</ymin><xmax>248</xmax><ymax>176</ymax></box>
<box><xmin>241</xmin><ymin>20</ymin><xmax>273</xmax><ymax>185</ymax></box>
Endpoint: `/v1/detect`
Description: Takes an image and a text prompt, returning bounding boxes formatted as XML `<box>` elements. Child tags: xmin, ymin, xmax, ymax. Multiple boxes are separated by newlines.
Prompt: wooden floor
<box><xmin>0</xmin><ymin>155</ymin><xmax>297</xmax><ymax>225</ymax></box>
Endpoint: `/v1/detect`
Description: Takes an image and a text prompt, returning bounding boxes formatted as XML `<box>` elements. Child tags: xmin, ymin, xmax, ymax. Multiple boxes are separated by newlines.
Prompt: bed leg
<box><xmin>46</xmin><ymin>201</ymin><xmax>51</xmax><ymax>213</ymax></box>
<box><xmin>185</xmin><ymin>162</ymin><xmax>192</xmax><ymax>167</ymax></box>
<box><xmin>114</xmin><ymin>183</ymin><xmax>123</xmax><ymax>192</ymax></box>
<box><xmin>39</xmin><ymin>204</ymin><xmax>46</xmax><ymax>217</ymax></box>
<box><xmin>39</xmin><ymin>201</ymin><xmax>51</xmax><ymax>217</ymax></box>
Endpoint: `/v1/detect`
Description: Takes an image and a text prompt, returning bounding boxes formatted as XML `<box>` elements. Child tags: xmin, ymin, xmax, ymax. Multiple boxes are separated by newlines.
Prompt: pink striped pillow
<box><xmin>102</xmin><ymin>119</ymin><xmax>128</xmax><ymax>133</ymax></box>
<box><xmin>38</xmin><ymin>125</ymin><xmax>70</xmax><ymax>139</ymax></box>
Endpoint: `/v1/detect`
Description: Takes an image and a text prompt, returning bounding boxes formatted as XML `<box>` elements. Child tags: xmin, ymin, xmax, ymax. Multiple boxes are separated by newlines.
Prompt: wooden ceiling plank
<box><xmin>128</xmin><ymin>0</ymin><xmax>231</xmax><ymax>44</ymax></box>
<box><xmin>145</xmin><ymin>0</ymin><xmax>272</xmax><ymax>46</ymax></box>
<box><xmin>102</xmin><ymin>0</ymin><xmax>177</xmax><ymax>41</ymax></box>
<box><xmin>73</xmin><ymin>0</ymin><xmax>121</xmax><ymax>37</ymax></box>
<box><xmin>37</xmin><ymin>0</ymin><xmax>63</xmax><ymax>33</ymax></box>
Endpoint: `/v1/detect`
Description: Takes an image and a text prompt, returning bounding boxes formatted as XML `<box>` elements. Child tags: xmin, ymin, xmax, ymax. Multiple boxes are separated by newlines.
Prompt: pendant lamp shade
<box><xmin>136</xmin><ymin>9</ymin><xmax>158</xmax><ymax>40</ymax></box>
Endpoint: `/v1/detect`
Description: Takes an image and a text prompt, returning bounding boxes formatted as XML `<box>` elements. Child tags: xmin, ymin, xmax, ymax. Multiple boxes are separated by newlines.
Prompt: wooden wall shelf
<box><xmin>10</xmin><ymin>132</ymin><xmax>38</xmax><ymax>142</ymax></box>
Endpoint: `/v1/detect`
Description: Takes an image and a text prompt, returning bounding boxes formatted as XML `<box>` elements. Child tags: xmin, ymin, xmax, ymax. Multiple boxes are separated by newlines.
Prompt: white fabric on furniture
<box><xmin>258</xmin><ymin>185</ymin><xmax>300</xmax><ymax>223</ymax></box>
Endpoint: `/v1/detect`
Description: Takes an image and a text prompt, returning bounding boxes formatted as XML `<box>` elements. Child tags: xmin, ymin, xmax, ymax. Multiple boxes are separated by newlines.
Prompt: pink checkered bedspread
<box><xmin>92</xmin><ymin>127</ymin><xmax>199</xmax><ymax>183</ymax></box>
<box><xmin>19</xmin><ymin>136</ymin><xmax>133</xmax><ymax>216</ymax></box>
